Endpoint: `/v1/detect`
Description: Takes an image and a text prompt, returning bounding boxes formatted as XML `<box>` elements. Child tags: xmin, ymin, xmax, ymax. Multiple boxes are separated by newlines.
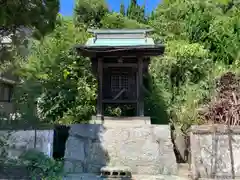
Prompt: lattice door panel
<box><xmin>111</xmin><ymin>74</ymin><xmax>128</xmax><ymax>96</ymax></box>
<box><xmin>110</xmin><ymin>72</ymin><xmax>136</xmax><ymax>100</ymax></box>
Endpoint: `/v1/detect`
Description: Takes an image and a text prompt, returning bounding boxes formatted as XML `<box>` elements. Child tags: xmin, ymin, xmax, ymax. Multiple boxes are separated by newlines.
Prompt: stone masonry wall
<box><xmin>0</xmin><ymin>130</ymin><xmax>54</xmax><ymax>158</ymax></box>
<box><xmin>191</xmin><ymin>125</ymin><xmax>240</xmax><ymax>179</ymax></box>
<box><xmin>64</xmin><ymin>124</ymin><xmax>177</xmax><ymax>175</ymax></box>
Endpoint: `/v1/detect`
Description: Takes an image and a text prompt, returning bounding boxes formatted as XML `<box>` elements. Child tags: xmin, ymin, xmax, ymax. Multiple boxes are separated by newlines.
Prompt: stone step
<box><xmin>63</xmin><ymin>173</ymin><xmax>190</xmax><ymax>180</ymax></box>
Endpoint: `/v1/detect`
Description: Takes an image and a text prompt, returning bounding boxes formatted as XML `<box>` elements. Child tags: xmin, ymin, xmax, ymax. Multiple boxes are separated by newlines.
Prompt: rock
<box><xmin>0</xmin><ymin>130</ymin><xmax>53</xmax><ymax>159</ymax></box>
<box><xmin>64</xmin><ymin>160</ymin><xmax>84</xmax><ymax>173</ymax></box>
<box><xmin>64</xmin><ymin>160</ymin><xmax>75</xmax><ymax>173</ymax></box>
<box><xmin>68</xmin><ymin>124</ymin><xmax>104</xmax><ymax>140</ymax></box>
<box><xmin>64</xmin><ymin>136</ymin><xmax>85</xmax><ymax>161</ymax></box>
<box><xmin>191</xmin><ymin>125</ymin><xmax>240</xmax><ymax>178</ymax></box>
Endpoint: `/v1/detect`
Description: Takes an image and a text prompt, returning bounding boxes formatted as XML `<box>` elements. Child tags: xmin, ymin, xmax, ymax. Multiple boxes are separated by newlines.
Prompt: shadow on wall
<box><xmin>53</xmin><ymin>125</ymin><xmax>70</xmax><ymax>160</ymax></box>
<box><xmin>144</xmin><ymin>74</ymin><xmax>169</xmax><ymax>125</ymax></box>
<box><xmin>63</xmin><ymin>124</ymin><xmax>110</xmax><ymax>174</ymax></box>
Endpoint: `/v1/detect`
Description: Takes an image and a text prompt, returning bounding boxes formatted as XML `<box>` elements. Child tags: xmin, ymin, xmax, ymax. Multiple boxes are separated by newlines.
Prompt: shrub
<box><xmin>19</xmin><ymin>149</ymin><xmax>64</xmax><ymax>179</ymax></box>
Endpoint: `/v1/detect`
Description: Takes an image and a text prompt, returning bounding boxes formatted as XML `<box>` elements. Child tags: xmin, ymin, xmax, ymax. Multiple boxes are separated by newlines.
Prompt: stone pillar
<box><xmin>137</xmin><ymin>57</ymin><xmax>144</xmax><ymax>116</ymax></box>
<box><xmin>96</xmin><ymin>58</ymin><xmax>103</xmax><ymax>120</ymax></box>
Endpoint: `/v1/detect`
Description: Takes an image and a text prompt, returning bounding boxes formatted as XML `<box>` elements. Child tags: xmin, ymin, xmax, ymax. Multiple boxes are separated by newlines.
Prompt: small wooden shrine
<box><xmin>75</xmin><ymin>29</ymin><xmax>165</xmax><ymax>120</ymax></box>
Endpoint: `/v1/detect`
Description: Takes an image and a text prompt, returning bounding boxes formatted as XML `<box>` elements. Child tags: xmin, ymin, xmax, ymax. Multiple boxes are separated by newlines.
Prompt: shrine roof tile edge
<box><xmin>87</xmin><ymin>29</ymin><xmax>154</xmax><ymax>34</ymax></box>
<box><xmin>85</xmin><ymin>37</ymin><xmax>155</xmax><ymax>46</ymax></box>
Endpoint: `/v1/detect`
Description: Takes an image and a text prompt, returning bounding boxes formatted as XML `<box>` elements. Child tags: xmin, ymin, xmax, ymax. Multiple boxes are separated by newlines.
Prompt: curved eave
<box><xmin>74</xmin><ymin>44</ymin><xmax>165</xmax><ymax>57</ymax></box>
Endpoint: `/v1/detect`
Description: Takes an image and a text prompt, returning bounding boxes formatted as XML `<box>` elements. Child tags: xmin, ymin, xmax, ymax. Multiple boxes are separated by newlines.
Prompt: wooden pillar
<box><xmin>137</xmin><ymin>57</ymin><xmax>144</xmax><ymax>116</ymax></box>
<box><xmin>96</xmin><ymin>58</ymin><xmax>103</xmax><ymax>120</ymax></box>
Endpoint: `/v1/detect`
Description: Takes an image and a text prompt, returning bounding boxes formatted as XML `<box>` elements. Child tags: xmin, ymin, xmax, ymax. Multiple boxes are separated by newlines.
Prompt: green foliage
<box><xmin>8</xmin><ymin>0</ymin><xmax>240</xmax><ymax>129</ymax></box>
<box><xmin>74</xmin><ymin>0</ymin><xmax>109</xmax><ymax>28</ymax></box>
<box><xmin>126</xmin><ymin>0</ymin><xmax>146</xmax><ymax>23</ymax></box>
<box><xmin>148</xmin><ymin>0</ymin><xmax>240</xmax><ymax>130</ymax></box>
<box><xmin>15</xmin><ymin>19</ymin><xmax>97</xmax><ymax>124</ymax></box>
<box><xmin>120</xmin><ymin>2</ymin><xmax>126</xmax><ymax>16</ymax></box>
<box><xmin>0</xmin><ymin>0</ymin><xmax>59</xmax><ymax>39</ymax></box>
<box><xmin>144</xmin><ymin>74</ymin><xmax>170</xmax><ymax>124</ymax></box>
<box><xmin>101</xmin><ymin>13</ymin><xmax>149</xmax><ymax>29</ymax></box>
<box><xmin>151</xmin><ymin>0</ymin><xmax>240</xmax><ymax>64</ymax></box>
<box><xmin>0</xmin><ymin>131</ymin><xmax>11</xmax><ymax>158</ymax></box>
<box><xmin>0</xmin><ymin>0</ymin><xmax>60</xmax><ymax>74</ymax></box>
<box><xmin>104</xmin><ymin>105</ymin><xmax>135</xmax><ymax>117</ymax></box>
<box><xmin>105</xmin><ymin>106</ymin><xmax>122</xmax><ymax>117</ymax></box>
<box><xmin>19</xmin><ymin>150</ymin><xmax>63</xmax><ymax>179</ymax></box>
<box><xmin>207</xmin><ymin>14</ymin><xmax>240</xmax><ymax>64</ymax></box>
<box><xmin>148</xmin><ymin>40</ymin><xmax>210</xmax><ymax>125</ymax></box>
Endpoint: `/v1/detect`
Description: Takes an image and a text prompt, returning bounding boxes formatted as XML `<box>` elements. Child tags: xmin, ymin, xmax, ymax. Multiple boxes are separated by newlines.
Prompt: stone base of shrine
<box><xmin>90</xmin><ymin>116</ymin><xmax>151</xmax><ymax>125</ymax></box>
<box><xmin>64</xmin><ymin>123</ymin><xmax>177</xmax><ymax>176</ymax></box>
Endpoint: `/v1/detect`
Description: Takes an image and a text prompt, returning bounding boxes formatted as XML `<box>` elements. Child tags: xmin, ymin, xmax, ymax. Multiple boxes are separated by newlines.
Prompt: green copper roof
<box><xmin>85</xmin><ymin>37</ymin><xmax>155</xmax><ymax>46</ymax></box>
<box><xmin>88</xmin><ymin>29</ymin><xmax>153</xmax><ymax>34</ymax></box>
<box><xmin>86</xmin><ymin>29</ymin><xmax>155</xmax><ymax>47</ymax></box>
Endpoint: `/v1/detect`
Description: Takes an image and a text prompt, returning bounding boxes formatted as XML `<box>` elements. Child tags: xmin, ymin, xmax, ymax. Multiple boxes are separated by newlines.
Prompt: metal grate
<box><xmin>100</xmin><ymin>166</ymin><xmax>132</xmax><ymax>179</ymax></box>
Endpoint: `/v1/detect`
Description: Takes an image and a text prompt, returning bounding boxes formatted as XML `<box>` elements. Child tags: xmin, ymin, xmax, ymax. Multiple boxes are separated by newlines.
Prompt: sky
<box><xmin>59</xmin><ymin>0</ymin><xmax>161</xmax><ymax>16</ymax></box>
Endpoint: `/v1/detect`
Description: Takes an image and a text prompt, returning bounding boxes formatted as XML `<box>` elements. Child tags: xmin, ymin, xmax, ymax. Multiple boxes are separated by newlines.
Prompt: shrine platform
<box><xmin>90</xmin><ymin>116</ymin><xmax>151</xmax><ymax>125</ymax></box>
<box><xmin>64</xmin><ymin>123</ymin><xmax>177</xmax><ymax>177</ymax></box>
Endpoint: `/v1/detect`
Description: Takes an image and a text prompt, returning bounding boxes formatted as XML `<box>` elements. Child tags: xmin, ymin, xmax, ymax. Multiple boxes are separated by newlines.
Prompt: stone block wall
<box><xmin>190</xmin><ymin>125</ymin><xmax>240</xmax><ymax>179</ymax></box>
<box><xmin>0</xmin><ymin>130</ymin><xmax>54</xmax><ymax>159</ymax></box>
<box><xmin>64</xmin><ymin>124</ymin><xmax>177</xmax><ymax>175</ymax></box>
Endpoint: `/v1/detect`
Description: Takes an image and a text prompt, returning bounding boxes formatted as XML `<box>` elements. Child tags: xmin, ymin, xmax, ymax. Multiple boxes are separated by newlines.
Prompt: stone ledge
<box><xmin>90</xmin><ymin>116</ymin><xmax>151</xmax><ymax>125</ymax></box>
<box><xmin>63</xmin><ymin>173</ymin><xmax>190</xmax><ymax>180</ymax></box>
<box><xmin>191</xmin><ymin>124</ymin><xmax>240</xmax><ymax>134</ymax></box>
<box><xmin>199</xmin><ymin>179</ymin><xmax>240</xmax><ymax>180</ymax></box>
<box><xmin>101</xmin><ymin>166</ymin><xmax>131</xmax><ymax>172</ymax></box>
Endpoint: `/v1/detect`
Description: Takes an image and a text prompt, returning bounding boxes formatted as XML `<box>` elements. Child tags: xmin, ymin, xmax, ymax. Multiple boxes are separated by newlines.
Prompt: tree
<box><xmin>15</xmin><ymin>19</ymin><xmax>97</xmax><ymax>124</ymax></box>
<box><xmin>126</xmin><ymin>0</ymin><xmax>146</xmax><ymax>23</ymax></box>
<box><xmin>148</xmin><ymin>0</ymin><xmax>240</xmax><ymax>128</ymax></box>
<box><xmin>0</xmin><ymin>0</ymin><xmax>60</xmax><ymax>40</ymax></box>
<box><xmin>120</xmin><ymin>2</ymin><xmax>125</xmax><ymax>16</ymax></box>
<box><xmin>74</xmin><ymin>0</ymin><xmax>109</xmax><ymax>28</ymax></box>
<box><xmin>150</xmin><ymin>0</ymin><xmax>240</xmax><ymax>64</ymax></box>
<box><xmin>0</xmin><ymin>0</ymin><xmax>60</xmax><ymax>72</ymax></box>
<box><xmin>101</xmin><ymin>13</ymin><xmax>149</xmax><ymax>29</ymax></box>
<box><xmin>11</xmin><ymin>0</ymin><xmax>240</xmax><ymax>128</ymax></box>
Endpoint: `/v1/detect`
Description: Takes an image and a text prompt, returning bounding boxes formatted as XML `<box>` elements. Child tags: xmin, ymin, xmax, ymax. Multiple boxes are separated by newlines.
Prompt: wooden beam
<box><xmin>113</xmin><ymin>88</ymin><xmax>126</xmax><ymax>100</ymax></box>
<box><xmin>96</xmin><ymin>58</ymin><xmax>103</xmax><ymax>120</ymax></box>
<box><xmin>103</xmin><ymin>63</ymin><xmax>137</xmax><ymax>68</ymax></box>
<box><xmin>137</xmin><ymin>57</ymin><xmax>144</xmax><ymax>116</ymax></box>
<box><xmin>102</xmin><ymin>100</ymin><xmax>137</xmax><ymax>104</ymax></box>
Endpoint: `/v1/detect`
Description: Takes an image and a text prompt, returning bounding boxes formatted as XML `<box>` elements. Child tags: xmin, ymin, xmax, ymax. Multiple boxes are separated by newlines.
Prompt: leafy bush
<box><xmin>0</xmin><ymin>131</ymin><xmax>11</xmax><ymax>158</ymax></box>
<box><xmin>15</xmin><ymin>19</ymin><xmax>97</xmax><ymax>124</ymax></box>
<box><xmin>148</xmin><ymin>0</ymin><xmax>240</xmax><ymax>132</ymax></box>
<box><xmin>19</xmin><ymin>150</ymin><xmax>63</xmax><ymax>179</ymax></box>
